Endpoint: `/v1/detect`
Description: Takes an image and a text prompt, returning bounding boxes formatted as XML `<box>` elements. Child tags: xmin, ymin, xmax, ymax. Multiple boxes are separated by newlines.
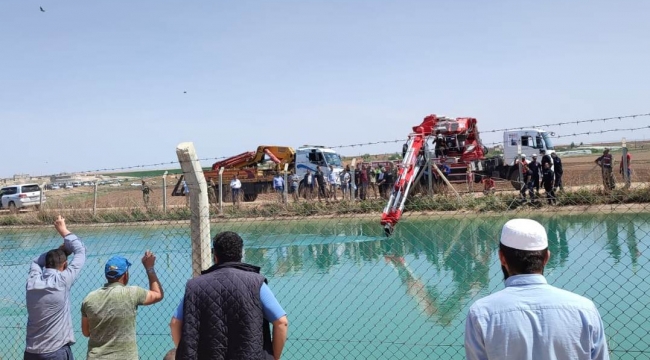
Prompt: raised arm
<box><xmin>142</xmin><ymin>251</ymin><xmax>164</xmax><ymax>305</ymax></box>
<box><xmin>55</xmin><ymin>216</ymin><xmax>86</xmax><ymax>286</ymax></box>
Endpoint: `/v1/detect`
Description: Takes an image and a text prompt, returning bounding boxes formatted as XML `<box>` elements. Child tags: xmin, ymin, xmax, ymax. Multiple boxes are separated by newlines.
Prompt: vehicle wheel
<box><xmin>509</xmin><ymin>171</ymin><xmax>523</xmax><ymax>191</ymax></box>
<box><xmin>8</xmin><ymin>201</ymin><xmax>17</xmax><ymax>213</ymax></box>
<box><xmin>243</xmin><ymin>193</ymin><xmax>258</xmax><ymax>202</ymax></box>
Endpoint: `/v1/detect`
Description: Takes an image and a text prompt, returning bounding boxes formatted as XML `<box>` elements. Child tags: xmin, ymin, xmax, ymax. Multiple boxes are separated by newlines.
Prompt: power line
<box><xmin>331</xmin><ymin>112</ymin><xmax>650</xmax><ymax>151</ymax></box>
<box><xmin>480</xmin><ymin>112</ymin><xmax>650</xmax><ymax>134</ymax></box>
<box><xmin>14</xmin><ymin>112</ymin><xmax>650</xmax><ymax>180</ymax></box>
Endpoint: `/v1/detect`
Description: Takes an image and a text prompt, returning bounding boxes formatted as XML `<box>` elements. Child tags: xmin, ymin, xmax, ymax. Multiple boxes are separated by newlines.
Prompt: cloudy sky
<box><xmin>1</xmin><ymin>0</ymin><xmax>649</xmax><ymax>177</ymax></box>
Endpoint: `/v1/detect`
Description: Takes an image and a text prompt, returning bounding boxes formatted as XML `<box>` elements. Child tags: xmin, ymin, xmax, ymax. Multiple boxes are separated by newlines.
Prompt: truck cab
<box><xmin>503</xmin><ymin>129</ymin><xmax>555</xmax><ymax>165</ymax></box>
<box><xmin>295</xmin><ymin>146</ymin><xmax>344</xmax><ymax>181</ymax></box>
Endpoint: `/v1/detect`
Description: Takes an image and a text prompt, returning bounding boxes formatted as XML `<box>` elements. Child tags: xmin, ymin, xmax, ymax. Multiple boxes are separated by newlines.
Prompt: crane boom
<box><xmin>380</xmin><ymin>114</ymin><xmax>485</xmax><ymax>236</ymax></box>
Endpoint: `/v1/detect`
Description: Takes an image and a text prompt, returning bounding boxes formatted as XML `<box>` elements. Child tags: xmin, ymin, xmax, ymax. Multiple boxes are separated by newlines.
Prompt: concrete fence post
<box><xmin>176</xmin><ymin>142</ymin><xmax>212</xmax><ymax>277</ymax></box>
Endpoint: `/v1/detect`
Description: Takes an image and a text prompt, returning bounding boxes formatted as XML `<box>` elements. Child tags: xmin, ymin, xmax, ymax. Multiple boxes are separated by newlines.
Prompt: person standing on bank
<box><xmin>230</xmin><ymin>174</ymin><xmax>242</xmax><ymax>206</ymax></box>
<box><xmin>542</xmin><ymin>162</ymin><xmax>556</xmax><ymax>205</ymax></box>
<box><xmin>141</xmin><ymin>180</ymin><xmax>152</xmax><ymax>207</ymax></box>
<box><xmin>273</xmin><ymin>172</ymin><xmax>285</xmax><ymax>203</ymax></box>
<box><xmin>303</xmin><ymin>169</ymin><xmax>314</xmax><ymax>200</ymax></box>
<box><xmin>540</xmin><ymin>149</ymin><xmax>552</xmax><ymax>169</ymax></box>
<box><xmin>290</xmin><ymin>171</ymin><xmax>300</xmax><ymax>202</ymax></box>
<box><xmin>25</xmin><ymin>215</ymin><xmax>86</xmax><ymax>360</ymax></box>
<box><xmin>81</xmin><ymin>252</ymin><xmax>164</xmax><ymax>359</ymax></box>
<box><xmin>174</xmin><ymin>231</ymin><xmax>289</xmax><ymax>360</ymax></box>
<box><xmin>595</xmin><ymin>148</ymin><xmax>615</xmax><ymax>191</ymax></box>
<box><xmin>551</xmin><ymin>152</ymin><xmax>564</xmax><ymax>192</ymax></box>
<box><xmin>315</xmin><ymin>166</ymin><xmax>327</xmax><ymax>201</ymax></box>
<box><xmin>528</xmin><ymin>154</ymin><xmax>542</xmax><ymax>195</ymax></box>
<box><xmin>465</xmin><ymin>219</ymin><xmax>609</xmax><ymax>360</ymax></box>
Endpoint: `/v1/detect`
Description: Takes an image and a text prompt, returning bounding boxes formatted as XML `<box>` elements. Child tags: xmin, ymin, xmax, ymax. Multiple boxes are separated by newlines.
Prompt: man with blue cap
<box><xmin>465</xmin><ymin>219</ymin><xmax>610</xmax><ymax>360</ymax></box>
<box><xmin>80</xmin><ymin>251</ymin><xmax>164</xmax><ymax>359</ymax></box>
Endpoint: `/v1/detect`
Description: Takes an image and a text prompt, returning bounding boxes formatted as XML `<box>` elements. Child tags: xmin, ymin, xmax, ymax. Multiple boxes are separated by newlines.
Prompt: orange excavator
<box><xmin>381</xmin><ymin>115</ymin><xmax>487</xmax><ymax>235</ymax></box>
<box><xmin>173</xmin><ymin>146</ymin><xmax>295</xmax><ymax>202</ymax></box>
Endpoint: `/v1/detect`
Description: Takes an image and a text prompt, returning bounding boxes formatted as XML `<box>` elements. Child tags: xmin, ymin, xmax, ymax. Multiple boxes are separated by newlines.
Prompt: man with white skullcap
<box><xmin>465</xmin><ymin>219</ymin><xmax>610</xmax><ymax>360</ymax></box>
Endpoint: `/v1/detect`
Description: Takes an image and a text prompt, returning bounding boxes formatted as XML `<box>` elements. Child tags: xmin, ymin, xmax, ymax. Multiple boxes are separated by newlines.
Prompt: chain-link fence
<box><xmin>1</xmin><ymin>142</ymin><xmax>649</xmax><ymax>359</ymax></box>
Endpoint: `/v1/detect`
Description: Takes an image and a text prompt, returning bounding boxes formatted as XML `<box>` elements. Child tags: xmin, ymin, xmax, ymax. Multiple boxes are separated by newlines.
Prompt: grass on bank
<box><xmin>1</xmin><ymin>186</ymin><xmax>649</xmax><ymax>226</ymax></box>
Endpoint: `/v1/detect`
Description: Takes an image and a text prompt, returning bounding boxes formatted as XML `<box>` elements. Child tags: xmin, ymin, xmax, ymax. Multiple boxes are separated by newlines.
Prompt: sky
<box><xmin>1</xmin><ymin>0</ymin><xmax>649</xmax><ymax>177</ymax></box>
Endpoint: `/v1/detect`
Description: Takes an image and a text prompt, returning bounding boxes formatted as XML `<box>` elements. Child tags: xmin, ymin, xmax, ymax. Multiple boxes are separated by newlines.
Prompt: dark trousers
<box><xmin>531</xmin><ymin>175</ymin><xmax>540</xmax><ymax>192</ymax></box>
<box><xmin>520</xmin><ymin>175</ymin><xmax>534</xmax><ymax>199</ymax></box>
<box><xmin>25</xmin><ymin>345</ymin><xmax>73</xmax><ymax>360</ymax></box>
<box><xmin>544</xmin><ymin>184</ymin><xmax>556</xmax><ymax>204</ymax></box>
<box><xmin>554</xmin><ymin>172</ymin><xmax>563</xmax><ymax>190</ymax></box>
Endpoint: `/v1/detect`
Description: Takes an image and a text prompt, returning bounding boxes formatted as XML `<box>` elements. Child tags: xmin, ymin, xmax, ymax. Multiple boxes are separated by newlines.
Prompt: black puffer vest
<box><xmin>176</xmin><ymin>262</ymin><xmax>274</xmax><ymax>360</ymax></box>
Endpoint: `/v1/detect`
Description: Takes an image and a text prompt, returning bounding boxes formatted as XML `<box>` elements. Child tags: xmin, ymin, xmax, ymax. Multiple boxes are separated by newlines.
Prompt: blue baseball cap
<box><xmin>105</xmin><ymin>256</ymin><xmax>132</xmax><ymax>279</ymax></box>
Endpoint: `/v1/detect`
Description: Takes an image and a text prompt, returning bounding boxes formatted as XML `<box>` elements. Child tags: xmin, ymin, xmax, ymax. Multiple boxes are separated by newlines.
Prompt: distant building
<box><xmin>13</xmin><ymin>174</ymin><xmax>30</xmax><ymax>182</ymax></box>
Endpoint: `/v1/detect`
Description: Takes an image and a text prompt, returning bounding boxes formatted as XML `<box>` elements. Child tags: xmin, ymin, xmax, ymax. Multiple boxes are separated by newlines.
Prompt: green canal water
<box><xmin>1</xmin><ymin>212</ymin><xmax>649</xmax><ymax>359</ymax></box>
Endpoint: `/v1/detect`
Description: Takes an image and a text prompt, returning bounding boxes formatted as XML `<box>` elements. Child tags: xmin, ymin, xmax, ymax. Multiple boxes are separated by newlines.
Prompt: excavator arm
<box><xmin>381</xmin><ymin>117</ymin><xmax>437</xmax><ymax>236</ymax></box>
<box><xmin>380</xmin><ymin>114</ymin><xmax>486</xmax><ymax>235</ymax></box>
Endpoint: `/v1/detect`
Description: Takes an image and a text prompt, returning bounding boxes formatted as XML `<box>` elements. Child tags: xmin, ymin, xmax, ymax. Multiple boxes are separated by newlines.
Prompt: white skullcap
<box><xmin>500</xmin><ymin>219</ymin><xmax>548</xmax><ymax>251</ymax></box>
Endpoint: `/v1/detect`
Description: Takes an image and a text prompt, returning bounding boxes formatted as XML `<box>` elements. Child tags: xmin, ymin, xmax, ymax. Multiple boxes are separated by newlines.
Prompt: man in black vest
<box><xmin>175</xmin><ymin>232</ymin><xmax>288</xmax><ymax>360</ymax></box>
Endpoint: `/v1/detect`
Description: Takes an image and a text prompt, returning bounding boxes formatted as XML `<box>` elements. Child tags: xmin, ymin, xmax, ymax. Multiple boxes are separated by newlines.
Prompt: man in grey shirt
<box><xmin>25</xmin><ymin>215</ymin><xmax>86</xmax><ymax>360</ymax></box>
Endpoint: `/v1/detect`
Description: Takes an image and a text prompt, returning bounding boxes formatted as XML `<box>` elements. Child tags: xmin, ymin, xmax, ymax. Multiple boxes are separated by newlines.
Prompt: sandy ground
<box><xmin>1</xmin><ymin>148</ymin><xmax>648</xmax><ymax>216</ymax></box>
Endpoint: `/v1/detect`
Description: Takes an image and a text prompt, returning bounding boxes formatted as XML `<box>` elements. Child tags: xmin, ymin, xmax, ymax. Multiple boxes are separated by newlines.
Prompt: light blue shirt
<box><xmin>173</xmin><ymin>282</ymin><xmax>286</xmax><ymax>323</ymax></box>
<box><xmin>465</xmin><ymin>274</ymin><xmax>609</xmax><ymax>360</ymax></box>
<box><xmin>273</xmin><ymin>176</ymin><xmax>284</xmax><ymax>189</ymax></box>
<box><xmin>25</xmin><ymin>234</ymin><xmax>86</xmax><ymax>354</ymax></box>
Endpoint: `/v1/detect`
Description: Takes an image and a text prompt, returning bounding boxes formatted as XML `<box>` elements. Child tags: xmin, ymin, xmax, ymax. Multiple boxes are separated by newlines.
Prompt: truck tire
<box><xmin>243</xmin><ymin>193</ymin><xmax>258</xmax><ymax>202</ymax></box>
<box><xmin>8</xmin><ymin>201</ymin><xmax>17</xmax><ymax>214</ymax></box>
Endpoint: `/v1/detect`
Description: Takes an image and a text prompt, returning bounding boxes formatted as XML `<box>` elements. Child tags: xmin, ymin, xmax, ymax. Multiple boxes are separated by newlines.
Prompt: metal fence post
<box><xmin>517</xmin><ymin>143</ymin><xmax>523</xmax><ymax>191</ymax></box>
<box><xmin>39</xmin><ymin>183</ymin><xmax>44</xmax><ymax>212</ymax></box>
<box><xmin>176</xmin><ymin>142</ymin><xmax>212</xmax><ymax>277</ymax></box>
<box><xmin>283</xmin><ymin>163</ymin><xmax>289</xmax><ymax>204</ymax></box>
<box><xmin>427</xmin><ymin>154</ymin><xmax>433</xmax><ymax>196</ymax></box>
<box><xmin>93</xmin><ymin>182</ymin><xmax>98</xmax><ymax>216</ymax></box>
<box><xmin>350</xmin><ymin>158</ymin><xmax>357</xmax><ymax>202</ymax></box>
<box><xmin>219</xmin><ymin>167</ymin><xmax>224</xmax><ymax>214</ymax></box>
<box><xmin>622</xmin><ymin>137</ymin><xmax>629</xmax><ymax>188</ymax></box>
<box><xmin>162</xmin><ymin>171</ymin><xmax>168</xmax><ymax>213</ymax></box>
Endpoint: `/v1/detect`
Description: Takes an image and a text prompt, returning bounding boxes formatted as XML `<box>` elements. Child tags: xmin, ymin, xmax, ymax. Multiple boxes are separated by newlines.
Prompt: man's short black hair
<box><xmin>212</xmin><ymin>231</ymin><xmax>243</xmax><ymax>263</ymax></box>
<box><xmin>45</xmin><ymin>249</ymin><xmax>67</xmax><ymax>269</ymax></box>
<box><xmin>499</xmin><ymin>243</ymin><xmax>548</xmax><ymax>275</ymax></box>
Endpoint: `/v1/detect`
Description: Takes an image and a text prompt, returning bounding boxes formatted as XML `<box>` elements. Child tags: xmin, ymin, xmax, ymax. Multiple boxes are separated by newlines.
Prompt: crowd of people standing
<box><xmin>289</xmin><ymin>163</ymin><xmax>398</xmax><ymax>203</ymax></box>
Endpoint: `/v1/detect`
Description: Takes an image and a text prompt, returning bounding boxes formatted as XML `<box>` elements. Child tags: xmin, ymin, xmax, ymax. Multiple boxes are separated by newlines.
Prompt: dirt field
<box><xmin>1</xmin><ymin>146</ymin><xmax>648</xmax><ymax>216</ymax></box>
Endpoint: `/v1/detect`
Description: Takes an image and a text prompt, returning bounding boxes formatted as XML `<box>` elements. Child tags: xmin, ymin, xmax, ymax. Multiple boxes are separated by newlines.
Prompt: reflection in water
<box><xmin>606</xmin><ymin>219</ymin><xmax>621</xmax><ymax>263</ymax></box>
<box><xmin>626</xmin><ymin>222</ymin><xmax>640</xmax><ymax>272</ymax></box>
<box><xmin>547</xmin><ymin>218</ymin><xmax>569</xmax><ymax>270</ymax></box>
<box><xmin>234</xmin><ymin>213</ymin><xmax>648</xmax><ymax>328</ymax></box>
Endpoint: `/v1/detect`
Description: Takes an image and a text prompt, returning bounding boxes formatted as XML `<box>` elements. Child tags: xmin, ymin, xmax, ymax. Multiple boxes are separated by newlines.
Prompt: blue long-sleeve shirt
<box><xmin>465</xmin><ymin>274</ymin><xmax>609</xmax><ymax>360</ymax></box>
<box><xmin>25</xmin><ymin>233</ymin><xmax>86</xmax><ymax>354</ymax></box>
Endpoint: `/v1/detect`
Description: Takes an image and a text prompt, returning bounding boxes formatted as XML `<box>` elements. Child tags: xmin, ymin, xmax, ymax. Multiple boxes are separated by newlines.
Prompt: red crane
<box><xmin>380</xmin><ymin>114</ymin><xmax>485</xmax><ymax>235</ymax></box>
